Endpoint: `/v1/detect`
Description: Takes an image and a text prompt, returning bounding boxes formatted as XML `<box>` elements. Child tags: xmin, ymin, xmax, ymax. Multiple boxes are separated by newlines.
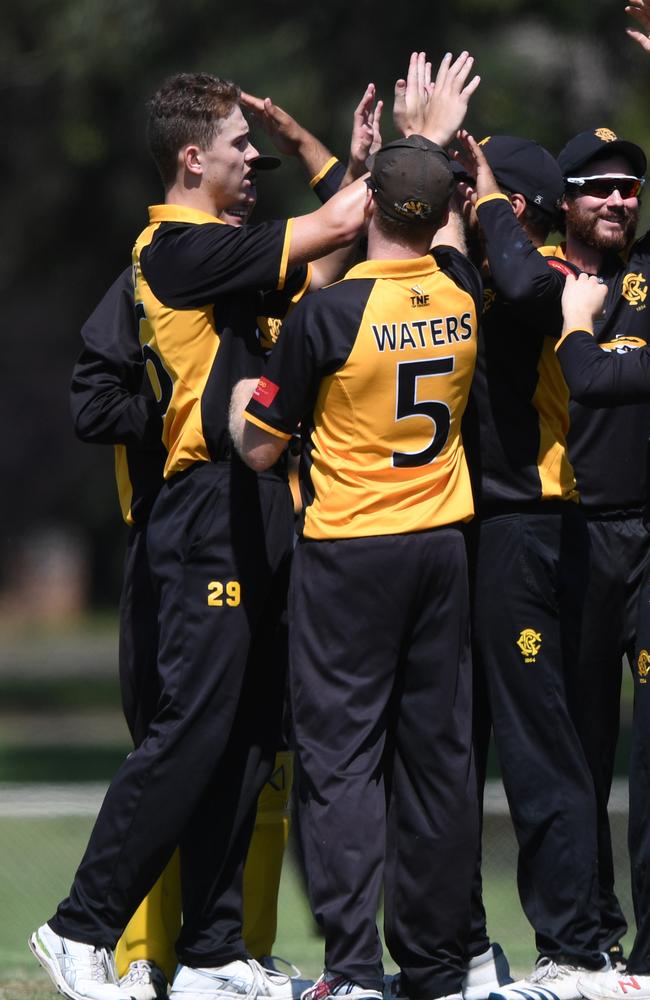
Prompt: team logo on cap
<box><xmin>517</xmin><ymin>628</ymin><xmax>542</xmax><ymax>662</ymax></box>
<box><xmin>396</xmin><ymin>198</ymin><xmax>432</xmax><ymax>220</ymax></box>
<box><xmin>638</xmin><ymin>649</ymin><xmax>650</xmax><ymax>684</ymax></box>
<box><xmin>622</xmin><ymin>273</ymin><xmax>648</xmax><ymax>308</ymax></box>
<box><xmin>594</xmin><ymin>127</ymin><xmax>618</xmax><ymax>142</ymax></box>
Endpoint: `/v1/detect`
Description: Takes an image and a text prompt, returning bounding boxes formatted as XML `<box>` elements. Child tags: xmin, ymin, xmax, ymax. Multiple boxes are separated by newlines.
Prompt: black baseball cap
<box><xmin>557</xmin><ymin>128</ymin><xmax>646</xmax><ymax>178</ymax></box>
<box><xmin>478</xmin><ymin>135</ymin><xmax>564</xmax><ymax>219</ymax></box>
<box><xmin>368</xmin><ymin>135</ymin><xmax>453</xmax><ymax>225</ymax></box>
<box><xmin>249</xmin><ymin>154</ymin><xmax>281</xmax><ymax>171</ymax></box>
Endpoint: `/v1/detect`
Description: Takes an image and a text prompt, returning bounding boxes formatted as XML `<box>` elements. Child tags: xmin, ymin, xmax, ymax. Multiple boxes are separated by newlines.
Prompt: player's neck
<box><xmin>367</xmin><ymin>227</ymin><xmax>433</xmax><ymax>261</ymax></box>
<box><xmin>565</xmin><ymin>234</ymin><xmax>604</xmax><ymax>276</ymax></box>
<box><xmin>164</xmin><ymin>181</ymin><xmax>222</xmax><ymax>219</ymax></box>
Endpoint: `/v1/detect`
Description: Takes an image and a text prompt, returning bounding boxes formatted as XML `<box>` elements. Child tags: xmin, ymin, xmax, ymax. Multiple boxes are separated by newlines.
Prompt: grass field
<box><xmin>0</xmin><ymin>804</ymin><xmax>635</xmax><ymax>1000</ymax></box>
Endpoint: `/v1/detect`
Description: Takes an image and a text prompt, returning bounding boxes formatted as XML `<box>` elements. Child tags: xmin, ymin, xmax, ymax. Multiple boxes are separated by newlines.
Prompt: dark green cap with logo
<box><xmin>368</xmin><ymin>135</ymin><xmax>453</xmax><ymax>225</ymax></box>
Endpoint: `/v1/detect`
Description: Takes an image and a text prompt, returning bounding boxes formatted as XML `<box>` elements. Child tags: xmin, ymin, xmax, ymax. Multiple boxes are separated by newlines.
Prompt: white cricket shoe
<box><xmin>578</xmin><ymin>972</ymin><xmax>650</xmax><ymax>1000</ymax></box>
<box><xmin>489</xmin><ymin>957</ymin><xmax>610</xmax><ymax>1000</ymax></box>
<box><xmin>301</xmin><ymin>971</ymin><xmax>383</xmax><ymax>1000</ymax></box>
<box><xmin>28</xmin><ymin>922</ymin><xmax>136</xmax><ymax>1000</ymax></box>
<box><xmin>463</xmin><ymin>944</ymin><xmax>514</xmax><ymax>1000</ymax></box>
<box><xmin>120</xmin><ymin>960</ymin><xmax>169</xmax><ymax>1000</ymax></box>
<box><xmin>260</xmin><ymin>955</ymin><xmax>314</xmax><ymax>999</ymax></box>
<box><xmin>170</xmin><ymin>958</ymin><xmax>293</xmax><ymax>1000</ymax></box>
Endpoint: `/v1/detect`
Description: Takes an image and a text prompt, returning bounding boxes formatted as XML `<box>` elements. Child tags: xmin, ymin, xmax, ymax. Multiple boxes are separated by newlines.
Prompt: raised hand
<box><xmin>348</xmin><ymin>83</ymin><xmax>384</xmax><ymax>178</ymax></box>
<box><xmin>423</xmin><ymin>51</ymin><xmax>481</xmax><ymax>148</ymax></box>
<box><xmin>626</xmin><ymin>0</ymin><xmax>650</xmax><ymax>51</ymax></box>
<box><xmin>240</xmin><ymin>92</ymin><xmax>305</xmax><ymax>156</ymax></box>
<box><xmin>455</xmin><ymin>130</ymin><xmax>500</xmax><ymax>201</ymax></box>
<box><xmin>393</xmin><ymin>51</ymin><xmax>433</xmax><ymax>137</ymax></box>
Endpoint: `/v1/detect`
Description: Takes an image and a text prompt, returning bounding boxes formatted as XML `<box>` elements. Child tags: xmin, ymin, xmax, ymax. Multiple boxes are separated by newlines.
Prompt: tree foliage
<box><xmin>4</xmin><ymin>0</ymin><xmax>649</xmax><ymax>600</ymax></box>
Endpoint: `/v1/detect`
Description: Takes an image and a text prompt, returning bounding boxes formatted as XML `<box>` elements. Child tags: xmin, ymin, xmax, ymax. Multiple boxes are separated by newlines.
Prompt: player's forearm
<box><xmin>557</xmin><ymin>331</ymin><xmax>650</xmax><ymax>405</ymax></box>
<box><xmin>288</xmin><ymin>177</ymin><xmax>370</xmax><ymax>267</ymax></box>
<box><xmin>229</xmin><ymin>378</ymin><xmax>259</xmax><ymax>456</ymax></box>
<box><xmin>295</xmin><ymin>132</ymin><xmax>337</xmax><ymax>185</ymax></box>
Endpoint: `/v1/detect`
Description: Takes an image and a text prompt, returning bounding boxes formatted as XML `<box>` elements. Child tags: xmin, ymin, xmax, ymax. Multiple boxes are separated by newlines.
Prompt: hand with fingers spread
<box><xmin>393</xmin><ymin>51</ymin><xmax>433</xmax><ymax>137</ymax></box>
<box><xmin>562</xmin><ymin>272</ymin><xmax>608</xmax><ymax>335</ymax></box>
<box><xmin>347</xmin><ymin>83</ymin><xmax>384</xmax><ymax>180</ymax></box>
<box><xmin>422</xmin><ymin>51</ymin><xmax>481</xmax><ymax>147</ymax></box>
<box><xmin>626</xmin><ymin>0</ymin><xmax>650</xmax><ymax>51</ymax></box>
<box><xmin>455</xmin><ymin>129</ymin><xmax>500</xmax><ymax>201</ymax></box>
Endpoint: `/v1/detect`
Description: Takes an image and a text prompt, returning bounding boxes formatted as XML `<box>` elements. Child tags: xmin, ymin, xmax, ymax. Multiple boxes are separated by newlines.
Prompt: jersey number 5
<box><xmin>393</xmin><ymin>357</ymin><xmax>453</xmax><ymax>468</ymax></box>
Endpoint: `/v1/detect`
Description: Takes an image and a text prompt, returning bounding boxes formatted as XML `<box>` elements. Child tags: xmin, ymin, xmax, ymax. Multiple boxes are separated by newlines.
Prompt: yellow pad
<box><xmin>115</xmin><ymin>750</ymin><xmax>294</xmax><ymax>978</ymax></box>
<box><xmin>115</xmin><ymin>848</ymin><xmax>181</xmax><ymax>983</ymax></box>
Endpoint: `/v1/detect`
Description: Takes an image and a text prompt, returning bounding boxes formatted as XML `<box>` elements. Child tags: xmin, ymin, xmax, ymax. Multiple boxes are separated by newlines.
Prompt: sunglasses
<box><xmin>565</xmin><ymin>174</ymin><xmax>645</xmax><ymax>199</ymax></box>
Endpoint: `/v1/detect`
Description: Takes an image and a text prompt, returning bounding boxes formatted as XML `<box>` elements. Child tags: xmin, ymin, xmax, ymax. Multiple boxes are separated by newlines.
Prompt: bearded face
<box><xmin>564</xmin><ymin>191</ymin><xmax>639</xmax><ymax>254</ymax></box>
<box><xmin>563</xmin><ymin>153</ymin><xmax>641</xmax><ymax>255</ymax></box>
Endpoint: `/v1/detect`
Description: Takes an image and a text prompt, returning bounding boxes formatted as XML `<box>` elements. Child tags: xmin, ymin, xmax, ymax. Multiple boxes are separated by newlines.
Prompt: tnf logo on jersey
<box><xmin>410</xmin><ymin>284</ymin><xmax>430</xmax><ymax>307</ymax></box>
<box><xmin>622</xmin><ymin>273</ymin><xmax>647</xmax><ymax>310</ymax></box>
<box><xmin>517</xmin><ymin>628</ymin><xmax>542</xmax><ymax>663</ymax></box>
<box><xmin>638</xmin><ymin>649</ymin><xmax>650</xmax><ymax>684</ymax></box>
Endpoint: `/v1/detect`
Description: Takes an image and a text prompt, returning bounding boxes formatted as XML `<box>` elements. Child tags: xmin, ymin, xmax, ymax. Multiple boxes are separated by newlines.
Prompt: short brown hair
<box><xmin>147</xmin><ymin>72</ymin><xmax>240</xmax><ymax>188</ymax></box>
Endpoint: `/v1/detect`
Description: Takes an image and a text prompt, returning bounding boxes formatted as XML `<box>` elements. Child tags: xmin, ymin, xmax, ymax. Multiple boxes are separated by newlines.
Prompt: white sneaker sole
<box><xmin>28</xmin><ymin>930</ymin><xmax>135</xmax><ymax>1000</ymax></box>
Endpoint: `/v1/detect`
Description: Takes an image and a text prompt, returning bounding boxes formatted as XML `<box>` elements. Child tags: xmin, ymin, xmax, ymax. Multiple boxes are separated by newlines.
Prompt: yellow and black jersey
<box><xmin>133</xmin><ymin>204</ymin><xmax>310</xmax><ymax>479</ymax></box>
<box><xmin>70</xmin><ymin>267</ymin><xmax>165</xmax><ymax>525</ymax></box>
<box><xmin>547</xmin><ymin>236</ymin><xmax>650</xmax><ymax>512</ymax></box>
<box><xmin>463</xmin><ymin>194</ymin><xmax>578</xmax><ymax>510</ymax></box>
<box><xmin>245</xmin><ymin>247</ymin><xmax>481</xmax><ymax>540</ymax></box>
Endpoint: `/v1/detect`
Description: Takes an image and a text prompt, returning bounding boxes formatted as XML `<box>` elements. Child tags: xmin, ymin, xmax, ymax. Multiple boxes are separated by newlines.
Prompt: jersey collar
<box><xmin>344</xmin><ymin>254</ymin><xmax>440</xmax><ymax>281</ymax></box>
<box><xmin>148</xmin><ymin>203</ymin><xmax>226</xmax><ymax>226</ymax></box>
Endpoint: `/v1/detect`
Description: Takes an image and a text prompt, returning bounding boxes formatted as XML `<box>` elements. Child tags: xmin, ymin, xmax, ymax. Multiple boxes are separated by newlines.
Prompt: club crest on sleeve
<box><xmin>638</xmin><ymin>649</ymin><xmax>650</xmax><ymax>684</ymax></box>
<box><xmin>253</xmin><ymin>377</ymin><xmax>280</xmax><ymax>408</ymax></box>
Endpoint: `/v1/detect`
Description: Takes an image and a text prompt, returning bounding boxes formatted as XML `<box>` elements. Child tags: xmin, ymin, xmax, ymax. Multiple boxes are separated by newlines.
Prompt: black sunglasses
<box><xmin>565</xmin><ymin>174</ymin><xmax>645</xmax><ymax>199</ymax></box>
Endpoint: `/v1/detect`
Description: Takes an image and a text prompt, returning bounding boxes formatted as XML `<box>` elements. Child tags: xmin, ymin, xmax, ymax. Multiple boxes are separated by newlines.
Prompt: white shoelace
<box><xmin>79</xmin><ymin>947</ymin><xmax>114</xmax><ymax>984</ymax></box>
<box><xmin>261</xmin><ymin>955</ymin><xmax>304</xmax><ymax>980</ymax></box>
<box><xmin>121</xmin><ymin>960</ymin><xmax>157</xmax><ymax>986</ymax></box>
<box><xmin>250</xmin><ymin>958</ymin><xmax>292</xmax><ymax>993</ymax></box>
<box><xmin>529</xmin><ymin>960</ymin><xmax>579</xmax><ymax>984</ymax></box>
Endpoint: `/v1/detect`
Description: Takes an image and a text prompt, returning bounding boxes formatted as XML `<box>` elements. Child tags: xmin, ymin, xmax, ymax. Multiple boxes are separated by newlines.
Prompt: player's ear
<box><xmin>509</xmin><ymin>192</ymin><xmax>527</xmax><ymax>218</ymax></box>
<box><xmin>182</xmin><ymin>144</ymin><xmax>204</xmax><ymax>177</ymax></box>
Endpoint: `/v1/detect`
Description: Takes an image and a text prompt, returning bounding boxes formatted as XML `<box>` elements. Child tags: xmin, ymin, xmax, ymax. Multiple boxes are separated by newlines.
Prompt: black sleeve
<box><xmin>477</xmin><ymin>198</ymin><xmax>564</xmax><ymax>312</ymax></box>
<box><xmin>557</xmin><ymin>330</ymin><xmax>650</xmax><ymax>406</ymax></box>
<box><xmin>247</xmin><ymin>281</ymin><xmax>366</xmax><ymax>436</ymax></box>
<box><xmin>70</xmin><ymin>268</ymin><xmax>161</xmax><ymax>447</ymax></box>
<box><xmin>431</xmin><ymin>244</ymin><xmax>483</xmax><ymax>318</ymax></box>
<box><xmin>141</xmin><ymin>218</ymin><xmax>296</xmax><ymax>308</ymax></box>
<box><xmin>312</xmin><ymin>159</ymin><xmax>347</xmax><ymax>203</ymax></box>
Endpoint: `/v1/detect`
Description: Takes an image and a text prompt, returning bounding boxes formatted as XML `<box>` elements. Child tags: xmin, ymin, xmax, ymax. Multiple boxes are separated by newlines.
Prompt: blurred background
<box><xmin>1</xmin><ymin>0</ymin><xmax>647</xmax><ymax>995</ymax></box>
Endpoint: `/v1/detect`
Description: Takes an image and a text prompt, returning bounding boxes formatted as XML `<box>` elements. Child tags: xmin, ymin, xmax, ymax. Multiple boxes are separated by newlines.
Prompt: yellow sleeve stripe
<box><xmin>292</xmin><ymin>264</ymin><xmax>312</xmax><ymax>303</ymax></box>
<box><xmin>310</xmin><ymin>156</ymin><xmax>340</xmax><ymax>188</ymax></box>
<box><xmin>277</xmin><ymin>218</ymin><xmax>293</xmax><ymax>291</ymax></box>
<box><xmin>555</xmin><ymin>327</ymin><xmax>591</xmax><ymax>351</ymax></box>
<box><xmin>475</xmin><ymin>192</ymin><xmax>511</xmax><ymax>210</ymax></box>
<box><xmin>244</xmin><ymin>411</ymin><xmax>292</xmax><ymax>440</ymax></box>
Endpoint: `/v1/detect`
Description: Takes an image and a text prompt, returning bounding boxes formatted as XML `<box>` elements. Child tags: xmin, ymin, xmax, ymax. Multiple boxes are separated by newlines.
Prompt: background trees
<box><xmin>4</xmin><ymin>0</ymin><xmax>648</xmax><ymax>609</ymax></box>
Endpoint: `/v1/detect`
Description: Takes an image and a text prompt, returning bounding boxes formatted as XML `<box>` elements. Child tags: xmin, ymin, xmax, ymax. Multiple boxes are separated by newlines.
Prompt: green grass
<box><xmin>1</xmin><ymin>808</ymin><xmax>632</xmax><ymax>1000</ymax></box>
